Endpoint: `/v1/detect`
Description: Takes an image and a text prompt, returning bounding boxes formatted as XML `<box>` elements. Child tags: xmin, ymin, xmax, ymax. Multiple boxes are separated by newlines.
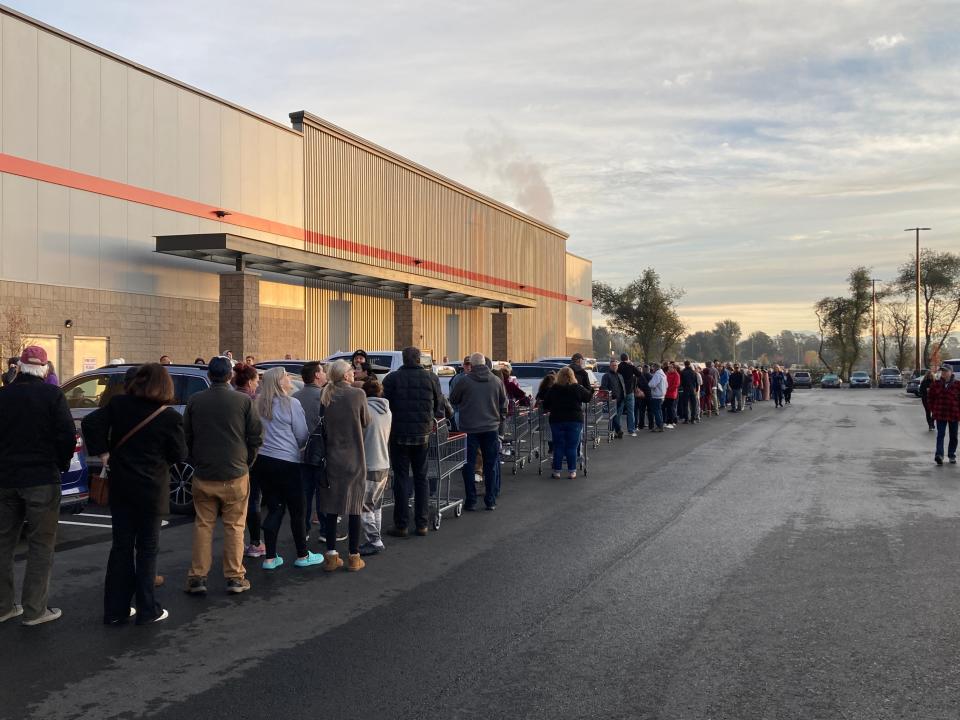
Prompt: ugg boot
<box><xmin>323</xmin><ymin>551</ymin><xmax>343</xmax><ymax>572</ymax></box>
<box><xmin>346</xmin><ymin>553</ymin><xmax>365</xmax><ymax>572</ymax></box>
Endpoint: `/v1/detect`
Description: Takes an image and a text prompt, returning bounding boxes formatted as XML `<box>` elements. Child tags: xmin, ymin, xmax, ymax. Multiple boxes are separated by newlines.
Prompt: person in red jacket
<box><xmin>664</xmin><ymin>362</ymin><xmax>681</xmax><ymax>428</ymax></box>
<box><xmin>928</xmin><ymin>364</ymin><xmax>960</xmax><ymax>465</ymax></box>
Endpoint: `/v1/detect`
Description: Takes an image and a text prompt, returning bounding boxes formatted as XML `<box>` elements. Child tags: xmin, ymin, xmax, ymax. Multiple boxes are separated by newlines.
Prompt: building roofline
<box><xmin>290</xmin><ymin>110</ymin><xmax>569</xmax><ymax>240</ymax></box>
<box><xmin>565</xmin><ymin>251</ymin><xmax>592</xmax><ymax>264</ymax></box>
<box><xmin>0</xmin><ymin>3</ymin><xmax>301</xmax><ymax>138</ymax></box>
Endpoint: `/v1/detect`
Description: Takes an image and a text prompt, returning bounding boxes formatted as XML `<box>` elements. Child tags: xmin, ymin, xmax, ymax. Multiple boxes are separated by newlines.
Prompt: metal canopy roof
<box><xmin>154</xmin><ymin>233</ymin><xmax>536</xmax><ymax>309</ymax></box>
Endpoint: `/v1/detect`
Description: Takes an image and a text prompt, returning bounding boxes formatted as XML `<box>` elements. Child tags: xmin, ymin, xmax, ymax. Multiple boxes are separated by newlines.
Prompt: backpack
<box><xmin>302</xmin><ymin>416</ymin><xmax>328</xmax><ymax>483</ymax></box>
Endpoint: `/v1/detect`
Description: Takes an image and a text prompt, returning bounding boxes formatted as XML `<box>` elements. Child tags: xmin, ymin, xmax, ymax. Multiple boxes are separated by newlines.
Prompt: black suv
<box><xmin>62</xmin><ymin>364</ymin><xmax>212</xmax><ymax>514</ymax></box>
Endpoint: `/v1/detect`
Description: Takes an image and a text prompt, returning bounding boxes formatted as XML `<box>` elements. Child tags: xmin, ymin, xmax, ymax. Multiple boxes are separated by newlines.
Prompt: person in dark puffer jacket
<box><xmin>382</xmin><ymin>347</ymin><xmax>444</xmax><ymax>537</ymax></box>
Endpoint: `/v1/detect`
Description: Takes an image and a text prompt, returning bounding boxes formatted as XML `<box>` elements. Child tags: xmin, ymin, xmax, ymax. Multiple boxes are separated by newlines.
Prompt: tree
<box><xmin>894</xmin><ymin>249</ymin><xmax>960</xmax><ymax>368</ymax></box>
<box><xmin>592</xmin><ymin>326</ymin><xmax>633</xmax><ymax>359</ymax></box>
<box><xmin>880</xmin><ymin>296</ymin><xmax>913</xmax><ymax>370</ymax></box>
<box><xmin>738</xmin><ymin>331</ymin><xmax>777</xmax><ymax>364</ymax></box>
<box><xmin>713</xmin><ymin>319</ymin><xmax>742</xmax><ymax>361</ymax></box>
<box><xmin>683</xmin><ymin>330</ymin><xmax>720</xmax><ymax>360</ymax></box>
<box><xmin>0</xmin><ymin>306</ymin><xmax>27</xmax><ymax>360</ymax></box>
<box><xmin>593</xmin><ymin>269</ymin><xmax>686</xmax><ymax>363</ymax></box>
<box><xmin>814</xmin><ymin>267</ymin><xmax>872</xmax><ymax>379</ymax></box>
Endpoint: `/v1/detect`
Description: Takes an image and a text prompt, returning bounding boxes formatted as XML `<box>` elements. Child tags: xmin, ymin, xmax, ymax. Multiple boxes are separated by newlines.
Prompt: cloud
<box><xmin>869</xmin><ymin>33</ymin><xmax>906</xmax><ymax>51</ymax></box>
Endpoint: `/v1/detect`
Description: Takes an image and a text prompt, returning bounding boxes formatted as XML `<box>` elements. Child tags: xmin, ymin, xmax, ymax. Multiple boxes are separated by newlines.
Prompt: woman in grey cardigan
<box><xmin>317</xmin><ymin>360</ymin><xmax>370</xmax><ymax>572</ymax></box>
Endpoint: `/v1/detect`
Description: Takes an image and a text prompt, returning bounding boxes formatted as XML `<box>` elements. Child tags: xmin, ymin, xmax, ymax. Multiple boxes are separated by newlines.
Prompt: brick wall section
<box><xmin>219</xmin><ymin>272</ymin><xmax>260</xmax><ymax>360</ymax></box>
<box><xmin>260</xmin><ymin>306</ymin><xmax>305</xmax><ymax>360</ymax></box>
<box><xmin>394</xmin><ymin>298</ymin><xmax>423</xmax><ymax>350</ymax></box>
<box><xmin>0</xmin><ymin>279</ymin><xmax>219</xmax><ymax>376</ymax></box>
<box><xmin>492</xmin><ymin>312</ymin><xmax>514</xmax><ymax>361</ymax></box>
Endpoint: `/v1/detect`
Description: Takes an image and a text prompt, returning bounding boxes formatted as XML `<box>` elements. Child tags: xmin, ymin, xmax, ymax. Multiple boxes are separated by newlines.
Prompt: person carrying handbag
<box><xmin>82</xmin><ymin>364</ymin><xmax>186</xmax><ymax>625</ymax></box>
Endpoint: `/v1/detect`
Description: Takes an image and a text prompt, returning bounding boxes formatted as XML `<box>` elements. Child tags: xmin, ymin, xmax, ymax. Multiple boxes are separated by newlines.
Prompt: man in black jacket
<box><xmin>0</xmin><ymin>346</ymin><xmax>75</xmax><ymax>626</ymax></box>
<box><xmin>569</xmin><ymin>353</ymin><xmax>595</xmax><ymax>395</ymax></box>
<box><xmin>382</xmin><ymin>347</ymin><xmax>444</xmax><ymax>537</ymax></box>
<box><xmin>680</xmin><ymin>360</ymin><xmax>701</xmax><ymax>424</ymax></box>
<box><xmin>617</xmin><ymin>353</ymin><xmax>640</xmax><ymax>436</ymax></box>
<box><xmin>728</xmin><ymin>363</ymin><xmax>745</xmax><ymax>412</ymax></box>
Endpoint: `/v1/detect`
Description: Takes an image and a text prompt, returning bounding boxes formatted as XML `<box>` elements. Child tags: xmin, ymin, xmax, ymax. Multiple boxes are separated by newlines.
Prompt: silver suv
<box><xmin>62</xmin><ymin>364</ymin><xmax>212</xmax><ymax>514</ymax></box>
<box><xmin>878</xmin><ymin>367</ymin><xmax>903</xmax><ymax>388</ymax></box>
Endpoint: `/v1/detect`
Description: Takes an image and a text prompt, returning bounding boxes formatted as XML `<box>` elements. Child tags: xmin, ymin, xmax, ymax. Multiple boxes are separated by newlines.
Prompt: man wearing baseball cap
<box><xmin>0</xmin><ymin>346</ymin><xmax>76</xmax><ymax>625</ymax></box>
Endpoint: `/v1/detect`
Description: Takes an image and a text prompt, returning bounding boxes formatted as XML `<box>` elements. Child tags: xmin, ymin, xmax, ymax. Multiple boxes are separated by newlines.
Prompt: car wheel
<box><xmin>169</xmin><ymin>461</ymin><xmax>195</xmax><ymax>515</ymax></box>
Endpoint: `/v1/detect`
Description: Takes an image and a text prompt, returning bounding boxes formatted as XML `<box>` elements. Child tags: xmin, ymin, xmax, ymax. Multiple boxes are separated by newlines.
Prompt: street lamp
<box><xmin>905</xmin><ymin>227</ymin><xmax>930</xmax><ymax>370</ymax></box>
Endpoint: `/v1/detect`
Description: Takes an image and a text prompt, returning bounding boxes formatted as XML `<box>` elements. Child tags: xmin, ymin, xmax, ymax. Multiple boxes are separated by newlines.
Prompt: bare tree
<box><xmin>881</xmin><ymin>296</ymin><xmax>913</xmax><ymax>370</ymax></box>
<box><xmin>895</xmin><ymin>250</ymin><xmax>960</xmax><ymax>367</ymax></box>
<box><xmin>0</xmin><ymin>306</ymin><xmax>28</xmax><ymax>360</ymax></box>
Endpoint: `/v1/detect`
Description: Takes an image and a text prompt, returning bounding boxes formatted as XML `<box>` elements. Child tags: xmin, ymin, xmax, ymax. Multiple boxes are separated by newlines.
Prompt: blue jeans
<box><xmin>936</xmin><ymin>420</ymin><xmax>959</xmax><ymax>459</ymax></box>
<box><xmin>650</xmin><ymin>398</ymin><xmax>664</xmax><ymax>428</ymax></box>
<box><xmin>612</xmin><ymin>398</ymin><xmax>624</xmax><ymax>434</ymax></box>
<box><xmin>462</xmin><ymin>431</ymin><xmax>500</xmax><ymax>508</ymax></box>
<box><xmin>550</xmin><ymin>421</ymin><xmax>583</xmax><ymax>471</ymax></box>
<box><xmin>622</xmin><ymin>393</ymin><xmax>636</xmax><ymax>433</ymax></box>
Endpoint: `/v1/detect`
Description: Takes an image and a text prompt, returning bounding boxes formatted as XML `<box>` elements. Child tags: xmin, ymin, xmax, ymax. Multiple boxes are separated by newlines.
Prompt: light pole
<box><xmin>871</xmin><ymin>278</ymin><xmax>883</xmax><ymax>384</ymax></box>
<box><xmin>905</xmin><ymin>227</ymin><xmax>930</xmax><ymax>370</ymax></box>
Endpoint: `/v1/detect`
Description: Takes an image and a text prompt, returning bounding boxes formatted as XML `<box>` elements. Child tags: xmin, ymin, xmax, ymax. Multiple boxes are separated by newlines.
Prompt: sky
<box><xmin>12</xmin><ymin>0</ymin><xmax>960</xmax><ymax>335</ymax></box>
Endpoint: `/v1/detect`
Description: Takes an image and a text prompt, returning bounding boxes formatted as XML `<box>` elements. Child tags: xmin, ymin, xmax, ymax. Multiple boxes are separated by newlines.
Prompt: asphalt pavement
<box><xmin>3</xmin><ymin>389</ymin><xmax>958</xmax><ymax>720</ymax></box>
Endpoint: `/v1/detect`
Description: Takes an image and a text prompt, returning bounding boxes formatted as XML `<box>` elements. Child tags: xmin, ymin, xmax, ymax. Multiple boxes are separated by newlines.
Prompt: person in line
<box><xmin>244</xmin><ymin>355</ymin><xmax>255</xmax><ymax>365</ymax></box>
<box><xmin>783</xmin><ymin>368</ymin><xmax>795</xmax><ymax>405</ymax></box>
<box><xmin>637</xmin><ymin>363</ymin><xmax>653</xmax><ymax>430</ymax></box>
<box><xmin>316</xmin><ymin>360</ymin><xmax>370</xmax><ymax>571</ymax></box>
<box><xmin>680</xmin><ymin>360</ymin><xmax>700</xmax><ymax>424</ymax></box>
<box><xmin>664</xmin><ymin>362</ymin><xmax>680</xmax><ymax>428</ymax></box>
<box><xmin>646</xmin><ymin>362</ymin><xmax>667</xmax><ymax>432</ymax></box>
<box><xmin>1</xmin><ymin>356</ymin><xmax>18</xmax><ymax>386</ymax></box>
<box><xmin>699</xmin><ymin>363</ymin><xmax>713</xmax><ymax>418</ymax></box>
<box><xmin>919</xmin><ymin>369</ymin><xmax>935</xmax><ymax>431</ymax></box>
<box><xmin>158</xmin><ymin>355</ymin><xmax>171</xmax><ymax>365</ymax></box>
<box><xmin>617</xmin><ymin>353</ymin><xmax>639</xmax><ymax>437</ymax></box>
<box><xmin>450</xmin><ymin>352</ymin><xmax>508</xmax><ymax>510</ymax></box>
<box><xmin>718</xmin><ymin>362</ymin><xmax>730</xmax><ymax>409</ymax></box>
<box><xmin>707</xmin><ymin>361</ymin><xmax>721</xmax><ymax>416</ymax></box>
<box><xmin>359</xmin><ymin>377</ymin><xmax>392</xmax><ymax>556</ymax></box>
<box><xmin>752</xmin><ymin>366</ymin><xmax>762</xmax><ymax>401</ymax></box>
<box><xmin>569</xmin><ymin>353</ymin><xmax>594</xmax><ymax>394</ymax></box>
<box><xmin>761</xmin><ymin>366</ymin><xmax>771</xmax><ymax>401</ymax></box>
<box><xmin>728</xmin><ymin>363</ymin><xmax>745</xmax><ymax>412</ymax></box>
<box><xmin>499</xmin><ymin>365</ymin><xmax>529</xmax><ymax>406</ymax></box>
<box><xmin>231</xmin><ymin>363</ymin><xmax>260</xmax><ymax>399</ymax></box>
<box><xmin>293</xmin><ymin>362</ymin><xmax>328</xmax><ymax>542</ymax></box>
<box><xmin>542</xmin><ymin>367</ymin><xmax>593</xmax><ymax>478</ymax></box>
<box><xmin>183</xmin><ymin>356</ymin><xmax>263</xmax><ymax>595</ymax></box>
<box><xmin>536</xmin><ymin>371</ymin><xmax>557</xmax><ymax>406</ymax></box>
<box><xmin>0</xmin><ymin>346</ymin><xmax>75</xmax><ymax>626</ymax></box>
<box><xmin>770</xmin><ymin>365</ymin><xmax>785</xmax><ymax>408</ymax></box>
<box><xmin>448</xmin><ymin>355</ymin><xmax>472</xmax><ymax>397</ymax></box>
<box><xmin>601</xmin><ymin>359</ymin><xmax>627</xmax><ymax>438</ymax></box>
<box><xmin>743</xmin><ymin>366</ymin><xmax>755</xmax><ymax>408</ymax></box>
<box><xmin>44</xmin><ymin>361</ymin><xmax>59</xmax><ymax>386</ymax></box>
<box><xmin>252</xmin><ymin>367</ymin><xmax>320</xmax><ymax>569</ymax></box>
<box><xmin>383</xmin><ymin>346</ymin><xmax>444</xmax><ymax>536</ymax></box>
<box><xmin>82</xmin><ymin>363</ymin><xmax>186</xmax><ymax>625</ymax></box>
<box><xmin>928</xmin><ymin>364</ymin><xmax>960</xmax><ymax>465</ymax></box>
<box><xmin>194</xmin><ymin>357</ymin><xmax>205</xmax><ymax>365</ymax></box>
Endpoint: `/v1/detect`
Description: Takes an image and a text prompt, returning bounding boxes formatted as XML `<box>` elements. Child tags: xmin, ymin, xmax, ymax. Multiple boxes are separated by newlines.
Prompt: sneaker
<box><xmin>0</xmin><ymin>605</ymin><xmax>23</xmax><ymax>623</ymax></box>
<box><xmin>294</xmin><ymin>551</ymin><xmax>324</xmax><ymax>568</ymax></box>
<box><xmin>358</xmin><ymin>542</ymin><xmax>384</xmax><ymax>557</ymax></box>
<box><xmin>105</xmin><ymin>607</ymin><xmax>137</xmax><ymax>625</ymax></box>
<box><xmin>22</xmin><ymin>607</ymin><xmax>62</xmax><ymax>626</ymax></box>
<box><xmin>484</xmin><ymin>504</ymin><xmax>497</xmax><ymax>511</ymax></box>
<box><xmin>463</xmin><ymin>504</ymin><xmax>478</xmax><ymax>512</ymax></box>
<box><xmin>550</xmin><ymin>472</ymin><xmax>562</xmax><ymax>479</ymax></box>
<box><xmin>184</xmin><ymin>577</ymin><xmax>207</xmax><ymax>595</ymax></box>
<box><xmin>935</xmin><ymin>456</ymin><xmax>944</xmax><ymax>465</ymax></box>
<box><xmin>244</xmin><ymin>543</ymin><xmax>266</xmax><ymax>558</ymax></box>
<box><xmin>148</xmin><ymin>609</ymin><xmax>169</xmax><ymax>624</ymax></box>
<box><xmin>629</xmin><ymin>432</ymin><xmax>637</xmax><ymax>437</ymax></box>
<box><xmin>262</xmin><ymin>556</ymin><xmax>284</xmax><ymax>571</ymax></box>
<box><xmin>226</xmin><ymin>578</ymin><xmax>251</xmax><ymax>594</ymax></box>
<box><xmin>568</xmin><ymin>472</ymin><xmax>577</xmax><ymax>479</ymax></box>
<box><xmin>951</xmin><ymin>457</ymin><xmax>958</xmax><ymax>465</ymax></box>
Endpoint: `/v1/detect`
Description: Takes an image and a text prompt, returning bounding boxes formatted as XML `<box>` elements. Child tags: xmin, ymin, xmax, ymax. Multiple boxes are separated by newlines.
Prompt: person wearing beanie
<box><xmin>0</xmin><ymin>346</ymin><xmax>75</xmax><ymax>626</ymax></box>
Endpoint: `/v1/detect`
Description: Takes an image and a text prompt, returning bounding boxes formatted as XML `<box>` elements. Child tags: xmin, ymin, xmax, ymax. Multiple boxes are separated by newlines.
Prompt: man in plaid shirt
<box><xmin>928</xmin><ymin>364</ymin><xmax>960</xmax><ymax>465</ymax></box>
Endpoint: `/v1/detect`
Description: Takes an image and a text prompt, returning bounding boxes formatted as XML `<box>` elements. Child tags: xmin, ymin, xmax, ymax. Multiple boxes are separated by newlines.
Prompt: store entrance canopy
<box><xmin>155</xmin><ymin>233</ymin><xmax>535</xmax><ymax>309</ymax></box>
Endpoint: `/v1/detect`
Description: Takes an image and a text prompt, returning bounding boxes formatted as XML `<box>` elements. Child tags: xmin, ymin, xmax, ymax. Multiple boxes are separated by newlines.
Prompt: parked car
<box><xmin>792</xmin><ymin>370</ymin><xmax>813</xmax><ymax>389</ymax></box>
<box><xmin>877</xmin><ymin>367</ymin><xmax>904</xmax><ymax>388</ymax></box>
<box><xmin>60</xmin><ymin>433</ymin><xmax>89</xmax><ymax>514</ymax></box>
<box><xmin>323</xmin><ymin>350</ymin><xmax>433</xmax><ymax>374</ymax></box>
<box><xmin>849</xmin><ymin>371</ymin><xmax>871</xmax><ymax>388</ymax></box>
<box><xmin>820</xmin><ymin>373</ymin><xmax>842</xmax><ymax>389</ymax></box>
<box><xmin>944</xmin><ymin>359</ymin><xmax>960</xmax><ymax>374</ymax></box>
<box><xmin>906</xmin><ymin>370</ymin><xmax>927</xmax><ymax>396</ymax></box>
<box><xmin>63</xmin><ymin>363</ymin><xmax>212</xmax><ymax>514</ymax></box>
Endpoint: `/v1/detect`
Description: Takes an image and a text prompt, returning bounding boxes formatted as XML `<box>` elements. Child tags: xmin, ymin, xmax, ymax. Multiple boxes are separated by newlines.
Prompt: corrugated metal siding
<box><xmin>301</xmin><ymin>121</ymin><xmax>569</xmax><ymax>362</ymax></box>
<box><xmin>305</xmin><ymin>281</ymin><xmax>396</xmax><ymax>358</ymax></box>
<box><xmin>565</xmin><ymin>253</ymin><xmax>592</xmax><ymax>343</ymax></box>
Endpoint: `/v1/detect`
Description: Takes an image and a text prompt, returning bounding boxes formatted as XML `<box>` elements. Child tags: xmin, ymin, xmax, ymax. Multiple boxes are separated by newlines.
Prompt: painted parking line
<box><xmin>58</xmin><ymin>519</ymin><xmax>171</xmax><ymax>528</ymax></box>
<box><xmin>77</xmin><ymin>513</ymin><xmax>111</xmax><ymax>518</ymax></box>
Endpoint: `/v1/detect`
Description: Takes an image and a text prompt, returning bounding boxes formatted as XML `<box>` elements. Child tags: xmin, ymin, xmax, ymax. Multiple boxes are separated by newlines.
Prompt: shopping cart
<box><xmin>585</xmin><ymin>392</ymin><xmax>613</xmax><ymax>447</ymax></box>
<box><xmin>501</xmin><ymin>404</ymin><xmax>534</xmax><ymax>475</ymax></box>
<box><xmin>534</xmin><ymin>408</ymin><xmax>552</xmax><ymax>475</ymax></box>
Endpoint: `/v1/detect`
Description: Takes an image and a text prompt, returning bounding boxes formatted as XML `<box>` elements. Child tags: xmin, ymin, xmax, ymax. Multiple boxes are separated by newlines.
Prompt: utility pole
<box><xmin>871</xmin><ymin>278</ymin><xmax>883</xmax><ymax>384</ymax></box>
<box><xmin>905</xmin><ymin>228</ymin><xmax>930</xmax><ymax>371</ymax></box>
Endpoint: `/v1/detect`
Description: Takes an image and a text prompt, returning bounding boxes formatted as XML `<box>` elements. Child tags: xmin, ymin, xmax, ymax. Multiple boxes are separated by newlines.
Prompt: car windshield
<box><xmin>852</xmin><ymin>372</ymin><xmax>869</xmax><ymax>377</ymax></box>
<box><xmin>823</xmin><ymin>374</ymin><xmax>838</xmax><ymax>380</ymax></box>
<box><xmin>880</xmin><ymin>369</ymin><xmax>899</xmax><ymax>375</ymax></box>
<box><xmin>795</xmin><ymin>372</ymin><xmax>810</xmax><ymax>377</ymax></box>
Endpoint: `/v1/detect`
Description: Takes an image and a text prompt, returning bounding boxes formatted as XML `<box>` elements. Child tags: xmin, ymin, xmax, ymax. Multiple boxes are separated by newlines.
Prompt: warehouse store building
<box><xmin>0</xmin><ymin>6</ymin><xmax>592</xmax><ymax>379</ymax></box>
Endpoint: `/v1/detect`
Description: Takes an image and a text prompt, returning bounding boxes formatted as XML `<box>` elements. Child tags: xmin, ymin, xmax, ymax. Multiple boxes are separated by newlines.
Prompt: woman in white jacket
<box><xmin>358</xmin><ymin>377</ymin><xmax>392</xmax><ymax>556</ymax></box>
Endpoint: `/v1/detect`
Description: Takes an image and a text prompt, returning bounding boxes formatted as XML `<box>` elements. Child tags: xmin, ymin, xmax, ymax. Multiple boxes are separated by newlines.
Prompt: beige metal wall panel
<box><xmin>37</xmin><ymin>183</ymin><xmax>70</xmax><ymax>286</ymax></box>
<box><xmin>98</xmin><ymin>195</ymin><xmax>127</xmax><ymax>291</ymax></box>
<box><xmin>197</xmin><ymin>98</ymin><xmax>221</xmax><ymax>207</ymax></box>
<box><xmin>1</xmin><ymin>174</ymin><xmax>38</xmax><ymax>281</ymax></box>
<box><xmin>125</xmin><ymin>202</ymin><xmax>154</xmax><ymax>294</ymax></box>
<box><xmin>126</xmin><ymin>69</ymin><xmax>154</xmax><ymax>189</ymax></box>
<box><xmin>3</xmin><ymin>16</ymin><xmax>38</xmax><ymax>160</ymax></box>
<box><xmin>68</xmin><ymin>189</ymin><xmax>99</xmax><ymax>287</ymax></box>
<box><xmin>70</xmin><ymin>44</ymin><xmax>99</xmax><ymax>176</ymax></box>
<box><xmin>219</xmin><ymin>108</ymin><xmax>241</xmax><ymax>212</ymax></box>
<box><xmin>99</xmin><ymin>58</ymin><xmax>127</xmax><ymax>183</ymax></box>
<box><xmin>261</xmin><ymin>279</ymin><xmax>305</xmax><ymax>310</ymax></box>
<box><xmin>37</xmin><ymin>31</ymin><xmax>69</xmax><ymax>167</ymax></box>
<box><xmin>177</xmin><ymin>89</ymin><xmax>200</xmax><ymax>200</ymax></box>
<box><xmin>565</xmin><ymin>253</ymin><xmax>592</xmax><ymax>342</ymax></box>
<box><xmin>239</xmin><ymin>114</ymin><xmax>260</xmax><ymax>216</ymax></box>
<box><xmin>153</xmin><ymin>81</ymin><xmax>178</xmax><ymax>195</ymax></box>
<box><xmin>258</xmin><ymin>122</ymin><xmax>277</xmax><ymax>223</ymax></box>
<box><xmin>305</xmin><ymin>283</ymin><xmax>396</xmax><ymax>359</ymax></box>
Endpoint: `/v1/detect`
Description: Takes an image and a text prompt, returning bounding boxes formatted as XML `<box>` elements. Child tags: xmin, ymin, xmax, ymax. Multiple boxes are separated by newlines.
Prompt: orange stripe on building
<box><xmin>0</xmin><ymin>152</ymin><xmax>590</xmax><ymax>307</ymax></box>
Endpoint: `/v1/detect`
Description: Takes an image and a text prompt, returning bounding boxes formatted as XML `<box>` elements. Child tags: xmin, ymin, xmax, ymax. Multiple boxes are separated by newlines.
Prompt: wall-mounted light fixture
<box><xmin>214</xmin><ymin>210</ymin><xmax>232</xmax><ymax>219</ymax></box>
<box><xmin>413</xmin><ymin>259</ymin><xmax>423</xmax><ymax>265</ymax></box>
<box><xmin>64</xmin><ymin>319</ymin><xmax>73</xmax><ymax>328</ymax></box>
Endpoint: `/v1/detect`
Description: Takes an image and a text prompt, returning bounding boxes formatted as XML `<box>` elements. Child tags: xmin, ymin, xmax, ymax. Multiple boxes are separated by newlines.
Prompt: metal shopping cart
<box><xmin>500</xmin><ymin>403</ymin><xmax>534</xmax><ymax>475</ymax></box>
